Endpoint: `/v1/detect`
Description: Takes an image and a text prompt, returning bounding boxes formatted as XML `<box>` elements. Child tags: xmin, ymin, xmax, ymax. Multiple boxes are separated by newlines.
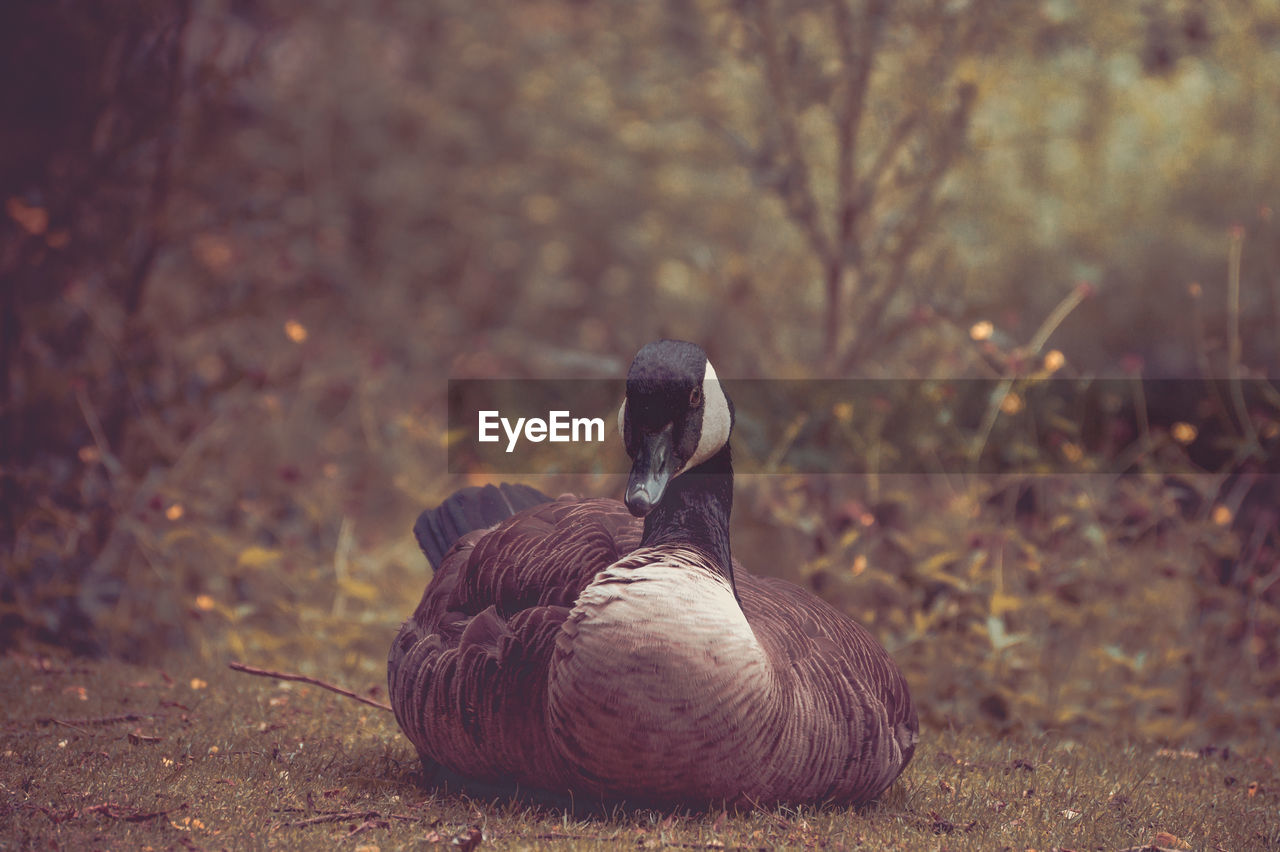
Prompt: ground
<box><xmin>2</xmin><ymin>651</ymin><xmax>1275</xmax><ymax>851</ymax></box>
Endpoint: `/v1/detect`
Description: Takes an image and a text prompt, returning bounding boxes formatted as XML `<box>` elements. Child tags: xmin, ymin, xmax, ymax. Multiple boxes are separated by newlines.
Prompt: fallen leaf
<box><xmin>7</xmin><ymin>197</ymin><xmax>48</xmax><ymax>234</ymax></box>
<box><xmin>192</xmin><ymin>233</ymin><xmax>234</xmax><ymax>271</ymax></box>
<box><xmin>851</xmin><ymin>554</ymin><xmax>867</xmax><ymax>576</ymax></box>
<box><xmin>284</xmin><ymin>319</ymin><xmax>308</xmax><ymax>343</ymax></box>
<box><xmin>452</xmin><ymin>826</ymin><xmax>483</xmax><ymax>851</ymax></box>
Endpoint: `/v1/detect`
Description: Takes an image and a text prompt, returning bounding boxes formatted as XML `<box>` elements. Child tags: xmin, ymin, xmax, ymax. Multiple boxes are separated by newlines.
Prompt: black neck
<box><xmin>639</xmin><ymin>444</ymin><xmax>738</xmax><ymax>600</ymax></box>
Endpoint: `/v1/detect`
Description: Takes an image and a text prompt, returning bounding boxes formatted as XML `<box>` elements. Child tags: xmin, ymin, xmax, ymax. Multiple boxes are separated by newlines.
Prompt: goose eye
<box><xmin>689</xmin><ymin>386</ymin><xmax>702</xmax><ymax>406</ymax></box>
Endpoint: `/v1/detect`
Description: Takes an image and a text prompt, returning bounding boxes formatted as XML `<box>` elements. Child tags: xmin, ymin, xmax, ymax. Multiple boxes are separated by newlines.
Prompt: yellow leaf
<box><xmin>912</xmin><ymin>611</ymin><xmax>932</xmax><ymax>636</ymax></box>
<box><xmin>836</xmin><ymin>527</ymin><xmax>860</xmax><ymax>550</ymax></box>
<box><xmin>990</xmin><ymin>591</ymin><xmax>1021</xmax><ymax>616</ymax></box>
<box><xmin>337</xmin><ymin>575</ymin><xmax>379</xmax><ymax>602</ymax></box>
<box><xmin>917</xmin><ymin>551</ymin><xmax>959</xmax><ymax>577</ymax></box>
<box><xmin>237</xmin><ymin>546</ymin><xmax>282</xmax><ymax>568</ymax></box>
<box><xmin>161</xmin><ymin>529</ymin><xmax>200</xmax><ymax>548</ymax></box>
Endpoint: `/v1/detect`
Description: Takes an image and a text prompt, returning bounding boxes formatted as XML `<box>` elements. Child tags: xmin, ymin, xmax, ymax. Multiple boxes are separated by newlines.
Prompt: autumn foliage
<box><xmin>2</xmin><ymin>0</ymin><xmax>1277</xmax><ymax>753</ymax></box>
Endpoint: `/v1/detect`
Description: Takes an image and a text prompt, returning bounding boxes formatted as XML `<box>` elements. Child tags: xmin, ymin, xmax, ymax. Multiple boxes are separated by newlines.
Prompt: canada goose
<box><xmin>389</xmin><ymin>340</ymin><xmax>917</xmax><ymax>806</ymax></box>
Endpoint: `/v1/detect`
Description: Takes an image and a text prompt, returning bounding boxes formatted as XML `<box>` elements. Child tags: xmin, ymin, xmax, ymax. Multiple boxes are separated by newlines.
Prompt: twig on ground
<box><xmin>36</xmin><ymin>713</ymin><xmax>154</xmax><ymax>728</ymax></box>
<box><xmin>348</xmin><ymin>817</ymin><xmax>389</xmax><ymax>835</ymax></box>
<box><xmin>30</xmin><ymin>805</ymin><xmax>79</xmax><ymax>824</ymax></box>
<box><xmin>86</xmin><ymin>801</ymin><xmax>188</xmax><ymax>822</ymax></box>
<box><xmin>292</xmin><ymin>810</ymin><xmax>382</xmax><ymax>827</ymax></box>
<box><xmin>228</xmin><ymin>661</ymin><xmax>392</xmax><ymax>712</ymax></box>
<box><xmin>49</xmin><ymin>719</ymin><xmax>91</xmax><ymax>734</ymax></box>
<box><xmin>278</xmin><ymin>807</ymin><xmax>418</xmax><ymax>827</ymax></box>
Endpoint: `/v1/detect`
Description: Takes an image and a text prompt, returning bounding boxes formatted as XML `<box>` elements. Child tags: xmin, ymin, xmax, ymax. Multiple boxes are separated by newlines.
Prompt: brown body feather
<box><xmin>388</xmin><ymin>495</ymin><xmax>917</xmax><ymax>806</ymax></box>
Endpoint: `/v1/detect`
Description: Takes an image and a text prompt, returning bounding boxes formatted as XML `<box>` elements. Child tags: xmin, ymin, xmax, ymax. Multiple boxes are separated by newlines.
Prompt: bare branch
<box><xmin>228</xmin><ymin>661</ymin><xmax>392</xmax><ymax>712</ymax></box>
<box><xmin>857</xmin><ymin>109</ymin><xmax>919</xmax><ymax>213</ymax></box>
<box><xmin>756</xmin><ymin>0</ymin><xmax>833</xmax><ymax>268</ymax></box>
<box><xmin>826</xmin><ymin>0</ymin><xmax>888</xmax><ymax>362</ymax></box>
<box><xmin>840</xmin><ymin>79</ymin><xmax>975</xmax><ymax>370</ymax></box>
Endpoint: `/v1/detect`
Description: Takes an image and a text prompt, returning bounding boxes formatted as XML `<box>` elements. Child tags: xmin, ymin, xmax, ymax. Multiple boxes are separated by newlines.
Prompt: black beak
<box><xmin>625</xmin><ymin>424</ymin><xmax>676</xmax><ymax>517</ymax></box>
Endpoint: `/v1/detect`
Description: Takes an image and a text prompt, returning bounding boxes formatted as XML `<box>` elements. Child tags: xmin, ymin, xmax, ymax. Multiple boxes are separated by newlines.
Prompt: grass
<box><xmin>2</xmin><ymin>651</ymin><xmax>1275</xmax><ymax>851</ymax></box>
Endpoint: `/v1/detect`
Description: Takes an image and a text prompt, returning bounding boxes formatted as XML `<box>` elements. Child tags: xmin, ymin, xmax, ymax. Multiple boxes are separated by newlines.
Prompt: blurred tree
<box><xmin>1</xmin><ymin>1</ymin><xmax>197</xmax><ymax>652</ymax></box>
<box><xmin>1</xmin><ymin>0</ymin><xmax>1273</xmax><ymax>745</ymax></box>
<box><xmin>697</xmin><ymin>0</ymin><xmax>1032</xmax><ymax>373</ymax></box>
<box><xmin>948</xmin><ymin>0</ymin><xmax>1280</xmax><ymax>376</ymax></box>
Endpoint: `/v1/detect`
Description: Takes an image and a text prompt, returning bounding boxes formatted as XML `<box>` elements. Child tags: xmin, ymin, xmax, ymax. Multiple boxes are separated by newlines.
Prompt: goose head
<box><xmin>618</xmin><ymin>340</ymin><xmax>734</xmax><ymax>518</ymax></box>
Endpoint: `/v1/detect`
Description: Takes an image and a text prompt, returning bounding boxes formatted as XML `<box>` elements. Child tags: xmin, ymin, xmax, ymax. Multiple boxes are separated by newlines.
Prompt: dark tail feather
<box><xmin>413</xmin><ymin>483</ymin><xmax>553</xmax><ymax>570</ymax></box>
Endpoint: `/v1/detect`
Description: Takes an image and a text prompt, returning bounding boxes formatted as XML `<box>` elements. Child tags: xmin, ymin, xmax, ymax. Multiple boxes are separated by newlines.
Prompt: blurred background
<box><xmin>2</xmin><ymin>0</ymin><xmax>1277</xmax><ymax>747</ymax></box>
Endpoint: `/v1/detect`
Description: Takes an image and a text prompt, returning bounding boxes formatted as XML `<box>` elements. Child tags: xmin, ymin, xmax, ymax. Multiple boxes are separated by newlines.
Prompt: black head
<box><xmin>618</xmin><ymin>340</ymin><xmax>734</xmax><ymax>517</ymax></box>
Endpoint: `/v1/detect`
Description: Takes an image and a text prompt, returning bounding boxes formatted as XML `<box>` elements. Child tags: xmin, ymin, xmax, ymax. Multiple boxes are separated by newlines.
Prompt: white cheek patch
<box><xmin>678</xmin><ymin>360</ymin><xmax>730</xmax><ymax>474</ymax></box>
<box><xmin>617</xmin><ymin>399</ymin><xmax>627</xmax><ymax>439</ymax></box>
